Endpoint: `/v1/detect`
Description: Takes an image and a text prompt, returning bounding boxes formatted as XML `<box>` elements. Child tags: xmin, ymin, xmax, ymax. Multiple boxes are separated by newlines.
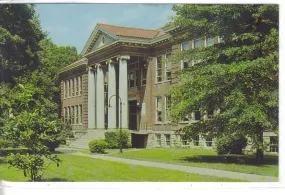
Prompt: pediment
<box><xmin>81</xmin><ymin>25</ymin><xmax>118</xmax><ymax>55</ymax></box>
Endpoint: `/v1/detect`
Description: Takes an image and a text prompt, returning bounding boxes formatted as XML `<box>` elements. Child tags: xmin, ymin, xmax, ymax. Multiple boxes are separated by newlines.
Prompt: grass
<box><xmin>0</xmin><ymin>153</ymin><xmax>245</xmax><ymax>182</ymax></box>
<box><xmin>108</xmin><ymin>148</ymin><xmax>278</xmax><ymax>177</ymax></box>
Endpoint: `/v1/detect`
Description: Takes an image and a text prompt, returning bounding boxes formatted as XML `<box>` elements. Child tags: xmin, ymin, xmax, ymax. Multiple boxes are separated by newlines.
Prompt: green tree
<box><xmin>1</xmin><ymin>84</ymin><xmax>63</xmax><ymax>181</ymax></box>
<box><xmin>0</xmin><ymin>4</ymin><xmax>45</xmax><ymax>84</ymax></box>
<box><xmin>169</xmin><ymin>5</ymin><xmax>278</xmax><ymax>160</ymax></box>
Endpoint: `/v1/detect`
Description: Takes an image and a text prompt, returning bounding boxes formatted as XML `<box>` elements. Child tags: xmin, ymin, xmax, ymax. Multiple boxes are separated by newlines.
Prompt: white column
<box><xmin>96</xmin><ymin>65</ymin><xmax>105</xmax><ymax>128</ymax></box>
<box><xmin>118</xmin><ymin>55</ymin><xmax>130</xmax><ymax>129</ymax></box>
<box><xmin>88</xmin><ymin>68</ymin><xmax>96</xmax><ymax>129</ymax></box>
<box><xmin>108</xmin><ymin>61</ymin><xmax>117</xmax><ymax>129</ymax></box>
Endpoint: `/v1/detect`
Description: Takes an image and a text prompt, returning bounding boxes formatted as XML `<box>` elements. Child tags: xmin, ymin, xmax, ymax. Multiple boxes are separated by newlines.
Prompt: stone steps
<box><xmin>68</xmin><ymin>129</ymin><xmax>106</xmax><ymax>149</ymax></box>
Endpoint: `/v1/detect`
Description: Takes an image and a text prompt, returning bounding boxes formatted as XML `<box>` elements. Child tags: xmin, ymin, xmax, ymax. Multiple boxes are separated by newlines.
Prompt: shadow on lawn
<box><xmin>39</xmin><ymin>178</ymin><xmax>72</xmax><ymax>182</ymax></box>
<box><xmin>180</xmin><ymin>155</ymin><xmax>278</xmax><ymax>166</ymax></box>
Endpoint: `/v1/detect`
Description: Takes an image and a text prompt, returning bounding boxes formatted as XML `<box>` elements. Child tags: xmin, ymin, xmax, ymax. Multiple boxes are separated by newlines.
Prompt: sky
<box><xmin>35</xmin><ymin>4</ymin><xmax>175</xmax><ymax>53</ymax></box>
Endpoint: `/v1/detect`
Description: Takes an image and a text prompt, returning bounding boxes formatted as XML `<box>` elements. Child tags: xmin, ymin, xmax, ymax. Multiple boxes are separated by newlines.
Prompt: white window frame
<box><xmin>165</xmin><ymin>53</ymin><xmax>171</xmax><ymax>81</ymax></box>
<box><xmin>165</xmin><ymin>96</ymin><xmax>171</xmax><ymax>122</ymax></box>
<box><xmin>70</xmin><ymin>79</ymin><xmax>73</xmax><ymax>97</ymax></box>
<box><xmin>67</xmin><ymin>106</ymin><xmax>70</xmax><ymax>125</ymax></box>
<box><xmin>269</xmin><ymin>136</ymin><xmax>278</xmax><ymax>152</ymax></box>
<box><xmin>156</xmin><ymin>134</ymin><xmax>161</xmax><ymax>146</ymax></box>
<box><xmin>78</xmin><ymin>76</ymin><xmax>82</xmax><ymax>96</ymax></box>
<box><xmin>156</xmin><ymin>56</ymin><xmax>162</xmax><ymax>83</ymax></box>
<box><xmin>71</xmin><ymin>106</ymin><xmax>74</xmax><ymax>125</ymax></box>
<box><xmin>205</xmin><ymin>36</ymin><xmax>215</xmax><ymax>47</ymax></box>
<box><xmin>74</xmin><ymin>105</ymin><xmax>78</xmax><ymax>125</ymax></box>
<box><xmin>156</xmin><ymin>96</ymin><xmax>163</xmax><ymax>123</ymax></box>
<box><xmin>181</xmin><ymin>41</ymin><xmax>190</xmax><ymax>51</ymax></box>
<box><xmin>67</xmin><ymin>80</ymin><xmax>70</xmax><ymax>98</ymax></box>
<box><xmin>74</xmin><ymin>77</ymin><xmax>78</xmax><ymax>96</ymax></box>
<box><xmin>78</xmin><ymin>104</ymin><xmax>83</xmax><ymax>125</ymax></box>
<box><xmin>205</xmin><ymin>137</ymin><xmax>213</xmax><ymax>147</ymax></box>
<box><xmin>165</xmin><ymin>134</ymin><xmax>171</xmax><ymax>146</ymax></box>
<box><xmin>193</xmin><ymin>135</ymin><xmax>200</xmax><ymax>146</ymax></box>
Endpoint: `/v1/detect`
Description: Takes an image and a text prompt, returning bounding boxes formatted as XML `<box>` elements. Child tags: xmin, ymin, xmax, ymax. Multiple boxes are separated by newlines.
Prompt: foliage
<box><xmin>104</xmin><ymin>130</ymin><xmax>132</xmax><ymax>149</ymax></box>
<box><xmin>104</xmin><ymin>131</ymin><xmax>118</xmax><ymax>149</ymax></box>
<box><xmin>0</xmin><ymin>4</ymin><xmax>45</xmax><ymax>84</ymax></box>
<box><xmin>0</xmin><ymin>148</ymin><xmax>28</xmax><ymax>157</ymax></box>
<box><xmin>215</xmin><ymin>134</ymin><xmax>247</xmax><ymax>155</ymax></box>
<box><xmin>169</xmin><ymin>5</ymin><xmax>278</xmax><ymax>159</ymax></box>
<box><xmin>0</xmin><ymin>84</ymin><xmax>63</xmax><ymax>181</ymax></box>
<box><xmin>88</xmin><ymin>139</ymin><xmax>108</xmax><ymax>154</ymax></box>
<box><xmin>0</xmin><ymin>139</ymin><xmax>12</xmax><ymax>149</ymax></box>
<box><xmin>0</xmin><ymin>4</ymin><xmax>80</xmax><ymax>181</ymax></box>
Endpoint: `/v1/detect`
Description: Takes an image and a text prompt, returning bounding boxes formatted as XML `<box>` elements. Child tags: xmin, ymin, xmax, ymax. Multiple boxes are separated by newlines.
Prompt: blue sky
<box><xmin>35</xmin><ymin>4</ymin><xmax>175</xmax><ymax>53</ymax></box>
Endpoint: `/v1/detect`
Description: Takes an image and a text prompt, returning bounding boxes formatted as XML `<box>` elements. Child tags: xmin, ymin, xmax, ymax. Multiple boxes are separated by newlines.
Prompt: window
<box><xmin>165</xmin><ymin>96</ymin><xmax>171</xmax><ymax>121</ymax></box>
<box><xmin>165</xmin><ymin>134</ymin><xmax>171</xmax><ymax>146</ymax></box>
<box><xmin>64</xmin><ymin>107</ymin><xmax>67</xmax><ymax>124</ymax></box>
<box><xmin>270</xmin><ymin>136</ymin><xmax>278</xmax><ymax>152</ymax></box>
<box><xmin>136</xmin><ymin>70</ymin><xmax>140</xmax><ymax>87</ymax></box>
<box><xmin>156</xmin><ymin>134</ymin><xmax>161</xmax><ymax>146</ymax></box>
<box><xmin>63</xmin><ymin>81</ymin><xmax>66</xmax><ymax>99</ymax></box>
<box><xmin>79</xmin><ymin>76</ymin><xmax>82</xmax><ymax>95</ymax></box>
<box><xmin>193</xmin><ymin>40</ymin><xmax>202</xmax><ymax>48</ymax></box>
<box><xmin>67</xmin><ymin>80</ymin><xmax>70</xmax><ymax>98</ymax></box>
<box><xmin>71</xmin><ymin>106</ymin><xmax>74</xmax><ymax>125</ymax></box>
<box><xmin>195</xmin><ymin>111</ymin><xmax>201</xmax><ymax>120</ymax></box>
<box><xmin>193</xmin><ymin>136</ymin><xmax>199</xmax><ymax>146</ymax></box>
<box><xmin>156</xmin><ymin>56</ymin><xmax>162</xmax><ymax>82</ymax></box>
<box><xmin>78</xmin><ymin>105</ymin><xmax>82</xmax><ymax>124</ymax></box>
<box><xmin>182</xmin><ymin>140</ymin><xmax>188</xmax><ymax>146</ymax></box>
<box><xmin>102</xmin><ymin>36</ymin><xmax>105</xmax><ymax>44</ymax></box>
<box><xmin>206</xmin><ymin>37</ymin><xmax>215</xmax><ymax>46</ymax></box>
<box><xmin>75</xmin><ymin>105</ymin><xmax>78</xmax><ymax>124</ymax></box>
<box><xmin>183</xmin><ymin>61</ymin><xmax>189</xmax><ymax>69</ymax></box>
<box><xmin>156</xmin><ymin>96</ymin><xmax>163</xmax><ymax>122</ymax></box>
<box><xmin>70</xmin><ymin>79</ymin><xmax>73</xmax><ymax>97</ymax></box>
<box><xmin>128</xmin><ymin>71</ymin><xmax>135</xmax><ymax>88</ymax></box>
<box><xmin>141</xmin><ymin>64</ymin><xmax>147</xmax><ymax>85</ymax></box>
<box><xmin>165</xmin><ymin>53</ymin><xmax>171</xmax><ymax>81</ymax></box>
<box><xmin>208</xmin><ymin>105</ymin><xmax>214</xmax><ymax>118</ymax></box>
<box><xmin>75</xmin><ymin>77</ymin><xmax>78</xmax><ymax>96</ymax></box>
<box><xmin>182</xmin><ymin>41</ymin><xmax>190</xmax><ymax>50</ymax></box>
<box><xmin>205</xmin><ymin>137</ymin><xmax>213</xmax><ymax>147</ymax></box>
<box><xmin>67</xmin><ymin>107</ymin><xmax>71</xmax><ymax>125</ymax></box>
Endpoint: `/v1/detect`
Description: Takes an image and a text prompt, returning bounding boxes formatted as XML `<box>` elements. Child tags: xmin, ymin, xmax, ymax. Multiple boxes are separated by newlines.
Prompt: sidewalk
<box><xmin>89</xmin><ymin>155</ymin><xmax>278</xmax><ymax>182</ymax></box>
<box><xmin>56</xmin><ymin>148</ymin><xmax>278</xmax><ymax>182</ymax></box>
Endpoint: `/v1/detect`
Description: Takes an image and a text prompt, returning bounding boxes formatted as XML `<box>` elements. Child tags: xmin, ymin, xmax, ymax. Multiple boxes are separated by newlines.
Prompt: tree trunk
<box><xmin>255</xmin><ymin>129</ymin><xmax>264</xmax><ymax>162</ymax></box>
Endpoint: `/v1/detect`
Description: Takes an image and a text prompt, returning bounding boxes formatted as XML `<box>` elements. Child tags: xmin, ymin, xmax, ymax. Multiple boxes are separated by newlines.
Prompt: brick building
<box><xmin>59</xmin><ymin>23</ymin><xmax>278</xmax><ymax>152</ymax></box>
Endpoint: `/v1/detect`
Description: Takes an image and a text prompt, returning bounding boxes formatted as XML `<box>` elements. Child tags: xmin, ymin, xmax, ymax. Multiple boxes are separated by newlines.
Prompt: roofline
<box><xmin>59</xmin><ymin>58</ymin><xmax>88</xmax><ymax>74</ymax></box>
<box><xmin>81</xmin><ymin>25</ymin><xmax>118</xmax><ymax>55</ymax></box>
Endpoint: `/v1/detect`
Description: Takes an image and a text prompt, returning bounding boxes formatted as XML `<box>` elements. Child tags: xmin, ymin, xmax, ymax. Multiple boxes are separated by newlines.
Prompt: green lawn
<box><xmin>108</xmin><ymin>148</ymin><xmax>278</xmax><ymax>177</ymax></box>
<box><xmin>0</xmin><ymin>154</ymin><xmax>244</xmax><ymax>182</ymax></box>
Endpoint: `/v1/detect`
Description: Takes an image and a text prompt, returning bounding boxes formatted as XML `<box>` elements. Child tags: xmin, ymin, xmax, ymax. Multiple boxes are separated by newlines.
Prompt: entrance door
<box><xmin>129</xmin><ymin>100</ymin><xmax>137</xmax><ymax>130</ymax></box>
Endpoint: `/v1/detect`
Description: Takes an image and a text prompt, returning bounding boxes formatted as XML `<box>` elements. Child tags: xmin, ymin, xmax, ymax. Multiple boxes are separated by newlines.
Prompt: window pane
<box><xmin>207</xmin><ymin>37</ymin><xmax>215</xmax><ymax>46</ymax></box>
<box><xmin>182</xmin><ymin>41</ymin><xmax>189</xmax><ymax>50</ymax></box>
<box><xmin>183</xmin><ymin>61</ymin><xmax>189</xmax><ymax>69</ymax></box>
<box><xmin>195</xmin><ymin>111</ymin><xmax>201</xmax><ymax>120</ymax></box>
<box><xmin>194</xmin><ymin>40</ymin><xmax>202</xmax><ymax>48</ymax></box>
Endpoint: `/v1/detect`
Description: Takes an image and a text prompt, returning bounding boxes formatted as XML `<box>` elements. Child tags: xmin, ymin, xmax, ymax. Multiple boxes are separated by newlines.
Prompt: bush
<box><xmin>215</xmin><ymin>134</ymin><xmax>247</xmax><ymax>155</ymax></box>
<box><xmin>104</xmin><ymin>132</ymin><xmax>118</xmax><ymax>149</ymax></box>
<box><xmin>88</xmin><ymin>139</ymin><xmax>108</xmax><ymax>154</ymax></box>
<box><xmin>104</xmin><ymin>130</ymin><xmax>132</xmax><ymax>149</ymax></box>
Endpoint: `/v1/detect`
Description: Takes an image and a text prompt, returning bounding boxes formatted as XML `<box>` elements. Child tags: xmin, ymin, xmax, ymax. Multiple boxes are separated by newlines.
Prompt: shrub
<box><xmin>215</xmin><ymin>134</ymin><xmax>247</xmax><ymax>155</ymax></box>
<box><xmin>104</xmin><ymin>132</ymin><xmax>118</xmax><ymax>149</ymax></box>
<box><xmin>88</xmin><ymin>139</ymin><xmax>108</xmax><ymax>154</ymax></box>
<box><xmin>104</xmin><ymin>130</ymin><xmax>132</xmax><ymax>149</ymax></box>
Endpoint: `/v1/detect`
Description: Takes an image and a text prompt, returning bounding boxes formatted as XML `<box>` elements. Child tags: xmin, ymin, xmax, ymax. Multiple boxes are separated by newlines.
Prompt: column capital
<box><xmin>117</xmin><ymin>55</ymin><xmax>130</xmax><ymax>61</ymax></box>
<box><xmin>106</xmin><ymin>59</ymin><xmax>116</xmax><ymax>65</ymax></box>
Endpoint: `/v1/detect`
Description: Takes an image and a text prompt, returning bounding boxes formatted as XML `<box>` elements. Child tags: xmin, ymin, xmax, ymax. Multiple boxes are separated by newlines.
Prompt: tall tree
<box><xmin>169</xmin><ymin>4</ymin><xmax>278</xmax><ymax>159</ymax></box>
<box><xmin>0</xmin><ymin>4</ymin><xmax>45</xmax><ymax>84</ymax></box>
